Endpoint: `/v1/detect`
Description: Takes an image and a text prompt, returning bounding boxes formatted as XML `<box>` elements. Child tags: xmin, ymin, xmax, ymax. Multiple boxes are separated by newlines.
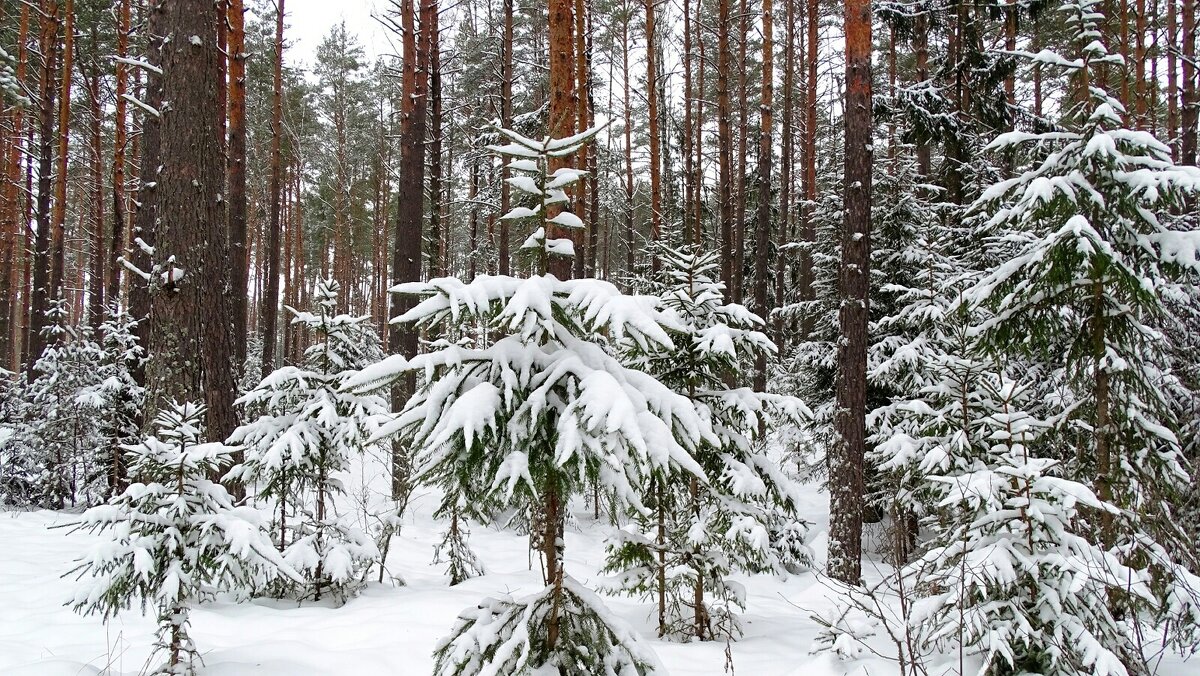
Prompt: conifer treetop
<box><xmin>487</xmin><ymin>123</ymin><xmax>605</xmax><ymax>264</ymax></box>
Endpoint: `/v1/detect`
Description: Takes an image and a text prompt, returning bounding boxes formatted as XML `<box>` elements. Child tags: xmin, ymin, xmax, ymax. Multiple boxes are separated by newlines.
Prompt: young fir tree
<box><xmin>90</xmin><ymin>304</ymin><xmax>147</xmax><ymax>496</ymax></box>
<box><xmin>865</xmin><ymin>148</ymin><xmax>986</xmax><ymax>563</ymax></box>
<box><xmin>0</xmin><ymin>44</ymin><xmax>25</xmax><ymax>106</ymax></box>
<box><xmin>228</xmin><ymin>279</ymin><xmax>386</xmax><ymax>602</ymax></box>
<box><xmin>3</xmin><ymin>304</ymin><xmax>147</xmax><ymax>506</ymax></box>
<box><xmin>782</xmin><ymin>186</ymin><xmax>844</xmax><ymax>472</ymax></box>
<box><xmin>603</xmin><ymin>245</ymin><xmax>812</xmax><ymax>641</ymax></box>
<box><xmin>22</xmin><ymin>299</ymin><xmax>108</xmax><ymax>508</ymax></box>
<box><xmin>353</xmin><ymin>125</ymin><xmax>709</xmax><ymax>675</ymax></box>
<box><xmin>69</xmin><ymin>402</ymin><xmax>295</xmax><ymax>675</ymax></box>
<box><xmin>432</xmin><ymin>501</ymin><xmax>486</xmax><ymax>586</ymax></box>
<box><xmin>960</xmin><ymin>0</ymin><xmax>1200</xmax><ymax>658</ymax></box>
<box><xmin>903</xmin><ymin>376</ymin><xmax>1162</xmax><ymax>676</ymax></box>
<box><xmin>0</xmin><ymin>368</ymin><xmax>36</xmax><ymax>506</ymax></box>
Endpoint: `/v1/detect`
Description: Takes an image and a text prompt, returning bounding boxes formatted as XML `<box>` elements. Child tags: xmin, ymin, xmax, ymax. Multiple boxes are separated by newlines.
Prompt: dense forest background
<box><xmin>3</xmin><ymin>0</ymin><xmax>1200</xmax><ymax>673</ymax></box>
<box><xmin>5</xmin><ymin>0</ymin><xmax>1192</xmax><ymax>375</ymax></box>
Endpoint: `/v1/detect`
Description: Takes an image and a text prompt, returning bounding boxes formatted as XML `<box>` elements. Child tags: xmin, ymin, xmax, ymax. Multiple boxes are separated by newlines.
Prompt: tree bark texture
<box><xmin>145</xmin><ymin>0</ymin><xmax>237</xmax><ymax>446</ymax></box>
<box><xmin>829</xmin><ymin>0</ymin><xmax>872</xmax><ymax>586</ymax></box>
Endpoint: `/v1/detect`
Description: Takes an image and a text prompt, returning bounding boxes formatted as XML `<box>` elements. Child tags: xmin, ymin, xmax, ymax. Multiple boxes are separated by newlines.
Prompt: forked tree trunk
<box><xmin>389</xmin><ymin>0</ymin><xmax>434</xmax><ymax>498</ymax></box>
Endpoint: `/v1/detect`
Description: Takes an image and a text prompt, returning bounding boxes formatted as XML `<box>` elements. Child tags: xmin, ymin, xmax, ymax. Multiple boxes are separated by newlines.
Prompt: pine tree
<box><xmin>432</xmin><ymin>503</ymin><xmax>485</xmax><ymax>586</ymax></box>
<box><xmin>91</xmin><ymin>304</ymin><xmax>146</xmax><ymax>496</ymax></box>
<box><xmin>0</xmin><ymin>44</ymin><xmax>25</xmax><ymax>105</ymax></box>
<box><xmin>0</xmin><ymin>368</ymin><xmax>35</xmax><ymax>506</ymax></box>
<box><xmin>861</xmin><ymin>1</ymin><xmax>1200</xmax><ymax>668</ymax></box>
<box><xmin>963</xmin><ymin>0</ymin><xmax>1200</xmax><ymax>650</ymax></box>
<box><xmin>866</xmin><ymin>150</ymin><xmax>973</xmax><ymax>563</ymax></box>
<box><xmin>354</xmin><ymin>125</ymin><xmax>702</xmax><ymax>675</ymax></box>
<box><xmin>1</xmin><ymin>303</ymin><xmax>145</xmax><ymax>507</ymax></box>
<box><xmin>603</xmin><ymin>245</ymin><xmax>812</xmax><ymax>641</ymax></box>
<box><xmin>69</xmin><ymin>402</ymin><xmax>295</xmax><ymax>675</ymax></box>
<box><xmin>228</xmin><ymin>279</ymin><xmax>386</xmax><ymax>602</ymax></box>
<box><xmin>903</xmin><ymin>377</ymin><xmax>1160</xmax><ymax>675</ymax></box>
<box><xmin>22</xmin><ymin>299</ymin><xmax>107</xmax><ymax>508</ymax></box>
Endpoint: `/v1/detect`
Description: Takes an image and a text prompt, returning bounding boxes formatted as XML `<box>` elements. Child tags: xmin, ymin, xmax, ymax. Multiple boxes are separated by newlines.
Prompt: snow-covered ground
<box><xmin>3</xmin><ymin>486</ymin><xmax>1198</xmax><ymax>675</ymax></box>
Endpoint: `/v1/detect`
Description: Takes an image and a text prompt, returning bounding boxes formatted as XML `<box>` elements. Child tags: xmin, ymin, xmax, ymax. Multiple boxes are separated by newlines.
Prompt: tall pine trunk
<box><xmin>107</xmin><ymin>0</ymin><xmax>130</xmax><ymax>314</ymax></box>
<box><xmin>49</xmin><ymin>0</ymin><xmax>73</xmax><ymax>314</ymax></box>
<box><xmin>717</xmin><ymin>0</ymin><xmax>734</xmax><ymax>292</ymax></box>
<box><xmin>775</xmin><ymin>0</ymin><xmax>794</xmax><ymax>351</ymax></box>
<box><xmin>3</xmin><ymin>5</ymin><xmax>30</xmax><ymax>370</ymax></box>
<box><xmin>829</xmin><ymin>0</ymin><xmax>872</xmax><ymax>586</ymax></box>
<box><xmin>86</xmin><ymin>60</ymin><xmax>104</xmax><ymax>327</ymax></box>
<box><xmin>145</xmin><ymin>0</ymin><xmax>237</xmax><ymax>446</ymax></box>
<box><xmin>798</xmin><ymin>0</ymin><xmax>818</xmax><ymax>339</ymax></box>
<box><xmin>498</xmin><ymin>0</ymin><xmax>514</xmax><ymax>276</ymax></box>
<box><xmin>545</xmin><ymin>0</ymin><xmax>576</xmax><ymax>648</ymax></box>
<box><xmin>28</xmin><ymin>5</ymin><xmax>59</xmax><ymax>373</ymax></box>
<box><xmin>645</xmin><ymin>0</ymin><xmax>661</xmax><ymax>270</ymax></box>
<box><xmin>389</xmin><ymin>0</ymin><xmax>434</xmax><ymax>499</ymax></box>
<box><xmin>753</xmin><ymin>0</ymin><xmax>773</xmax><ymax>393</ymax></box>
<box><xmin>228</xmin><ymin>0</ymin><xmax>249</xmax><ymax>367</ymax></box>
<box><xmin>129</xmin><ymin>0</ymin><xmax>162</xmax><ymax>395</ymax></box>
<box><xmin>1182</xmin><ymin>0</ymin><xmax>1197</xmax><ymax>166</ymax></box>
<box><xmin>261</xmin><ymin>0</ymin><xmax>285</xmax><ymax>372</ymax></box>
<box><xmin>430</xmin><ymin>21</ymin><xmax>445</xmax><ymax>279</ymax></box>
<box><xmin>681</xmin><ymin>0</ymin><xmax>695</xmax><ymax>245</ymax></box>
<box><xmin>621</xmin><ymin>6</ymin><xmax>634</xmax><ymax>281</ymax></box>
<box><xmin>1170</xmin><ymin>0</ymin><xmax>1180</xmax><ymax>161</ymax></box>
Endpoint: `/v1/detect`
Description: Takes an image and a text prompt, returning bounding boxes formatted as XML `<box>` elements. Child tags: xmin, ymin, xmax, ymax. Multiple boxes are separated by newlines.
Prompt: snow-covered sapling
<box><xmin>904</xmin><ymin>377</ymin><xmax>1152</xmax><ymax>675</ymax></box>
<box><xmin>90</xmin><ymin>303</ymin><xmax>147</xmax><ymax>496</ymax></box>
<box><xmin>355</xmin><ymin>124</ymin><xmax>708</xmax><ymax>675</ymax></box>
<box><xmin>603</xmin><ymin>245</ymin><xmax>812</xmax><ymax>641</ymax></box>
<box><xmin>961</xmin><ymin>0</ymin><xmax>1200</xmax><ymax>656</ymax></box>
<box><xmin>432</xmin><ymin>502</ymin><xmax>485</xmax><ymax>586</ymax></box>
<box><xmin>227</xmin><ymin>278</ymin><xmax>386</xmax><ymax>602</ymax></box>
<box><xmin>69</xmin><ymin>402</ymin><xmax>296</xmax><ymax>675</ymax></box>
<box><xmin>21</xmin><ymin>298</ymin><xmax>108</xmax><ymax>508</ymax></box>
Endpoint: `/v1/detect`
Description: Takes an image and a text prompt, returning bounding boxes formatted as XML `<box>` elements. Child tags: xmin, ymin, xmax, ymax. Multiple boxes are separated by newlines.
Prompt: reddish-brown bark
<box><xmin>829</xmin><ymin>0</ymin><xmax>872</xmax><ymax>586</ymax></box>
<box><xmin>228</xmin><ymin>0</ymin><xmax>249</xmax><ymax>366</ymax></box>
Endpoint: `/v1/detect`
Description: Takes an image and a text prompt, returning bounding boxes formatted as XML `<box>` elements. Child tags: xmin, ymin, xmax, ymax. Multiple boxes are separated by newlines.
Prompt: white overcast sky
<box><xmin>275</xmin><ymin>0</ymin><xmax>396</xmax><ymax>67</ymax></box>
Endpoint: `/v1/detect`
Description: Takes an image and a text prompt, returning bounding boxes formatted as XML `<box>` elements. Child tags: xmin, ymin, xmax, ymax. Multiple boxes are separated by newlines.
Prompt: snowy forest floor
<box><xmin>3</xmin><ymin>484</ymin><xmax>1199</xmax><ymax>676</ymax></box>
